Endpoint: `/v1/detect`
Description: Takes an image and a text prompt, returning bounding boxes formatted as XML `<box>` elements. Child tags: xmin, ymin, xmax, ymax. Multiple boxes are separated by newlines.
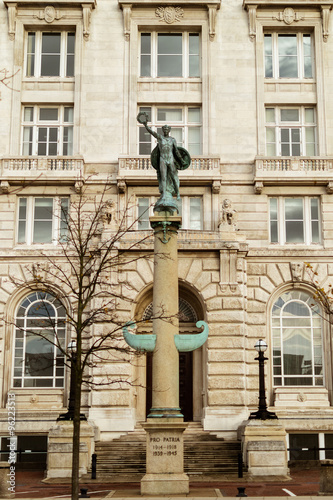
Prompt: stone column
<box><xmin>141</xmin><ymin>212</ymin><xmax>189</xmax><ymax>495</ymax></box>
<box><xmin>149</xmin><ymin>212</ymin><xmax>182</xmax><ymax>417</ymax></box>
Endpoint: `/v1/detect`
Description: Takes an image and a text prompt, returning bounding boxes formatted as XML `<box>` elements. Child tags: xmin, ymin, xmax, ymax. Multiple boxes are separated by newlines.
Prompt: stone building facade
<box><xmin>0</xmin><ymin>0</ymin><xmax>333</xmax><ymax>470</ymax></box>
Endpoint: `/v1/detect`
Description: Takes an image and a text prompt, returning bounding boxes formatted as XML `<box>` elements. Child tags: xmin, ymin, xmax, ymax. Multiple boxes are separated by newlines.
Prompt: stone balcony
<box><xmin>253</xmin><ymin>156</ymin><xmax>333</xmax><ymax>194</ymax></box>
<box><xmin>118</xmin><ymin>155</ymin><xmax>221</xmax><ymax>189</ymax></box>
<box><xmin>0</xmin><ymin>156</ymin><xmax>84</xmax><ymax>190</ymax></box>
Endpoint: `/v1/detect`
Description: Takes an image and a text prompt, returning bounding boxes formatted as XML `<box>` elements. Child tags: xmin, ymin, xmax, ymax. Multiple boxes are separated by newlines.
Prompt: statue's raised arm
<box><xmin>136</xmin><ymin>111</ymin><xmax>191</xmax><ymax>214</ymax></box>
<box><xmin>137</xmin><ymin>111</ymin><xmax>159</xmax><ymax>140</ymax></box>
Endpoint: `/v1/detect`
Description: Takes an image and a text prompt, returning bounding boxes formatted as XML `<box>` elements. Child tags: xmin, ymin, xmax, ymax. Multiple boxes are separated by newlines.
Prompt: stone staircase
<box><xmin>90</xmin><ymin>423</ymin><xmax>242</xmax><ymax>479</ymax></box>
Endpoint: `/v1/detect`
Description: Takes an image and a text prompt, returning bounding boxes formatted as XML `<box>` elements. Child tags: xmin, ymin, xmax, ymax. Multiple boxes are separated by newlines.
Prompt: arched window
<box><xmin>272</xmin><ymin>290</ymin><xmax>323</xmax><ymax>387</ymax></box>
<box><xmin>13</xmin><ymin>291</ymin><xmax>66</xmax><ymax>388</ymax></box>
<box><xmin>142</xmin><ymin>297</ymin><xmax>198</xmax><ymax>323</ymax></box>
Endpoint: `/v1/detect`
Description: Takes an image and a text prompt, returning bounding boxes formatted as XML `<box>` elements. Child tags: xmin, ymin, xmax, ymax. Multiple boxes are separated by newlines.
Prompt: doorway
<box><xmin>146</xmin><ymin>351</ymin><xmax>193</xmax><ymax>421</ymax></box>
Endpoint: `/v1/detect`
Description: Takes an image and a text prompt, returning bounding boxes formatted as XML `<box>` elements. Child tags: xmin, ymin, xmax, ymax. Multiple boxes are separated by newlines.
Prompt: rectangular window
<box><xmin>140</xmin><ymin>32</ymin><xmax>200</xmax><ymax>78</ymax></box>
<box><xmin>265</xmin><ymin>107</ymin><xmax>316</xmax><ymax>156</ymax></box>
<box><xmin>17</xmin><ymin>197</ymin><xmax>69</xmax><ymax>245</ymax></box>
<box><xmin>137</xmin><ymin>196</ymin><xmax>203</xmax><ymax>230</ymax></box>
<box><xmin>22</xmin><ymin>105</ymin><xmax>74</xmax><ymax>156</ymax></box>
<box><xmin>138</xmin><ymin>105</ymin><xmax>201</xmax><ymax>156</ymax></box>
<box><xmin>264</xmin><ymin>33</ymin><xmax>313</xmax><ymax>79</ymax></box>
<box><xmin>269</xmin><ymin>197</ymin><xmax>320</xmax><ymax>245</ymax></box>
<box><xmin>25</xmin><ymin>32</ymin><xmax>75</xmax><ymax>78</ymax></box>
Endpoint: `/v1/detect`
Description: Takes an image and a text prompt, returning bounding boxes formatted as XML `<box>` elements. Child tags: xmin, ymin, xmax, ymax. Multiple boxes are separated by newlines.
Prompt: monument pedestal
<box><xmin>242</xmin><ymin>419</ymin><xmax>289</xmax><ymax>478</ymax></box>
<box><xmin>141</xmin><ymin>421</ymin><xmax>189</xmax><ymax>495</ymax></box>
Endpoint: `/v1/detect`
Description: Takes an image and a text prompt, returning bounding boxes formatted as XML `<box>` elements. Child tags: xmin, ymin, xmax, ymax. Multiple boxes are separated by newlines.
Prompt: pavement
<box><xmin>2</xmin><ymin>467</ymin><xmax>330</xmax><ymax>500</ymax></box>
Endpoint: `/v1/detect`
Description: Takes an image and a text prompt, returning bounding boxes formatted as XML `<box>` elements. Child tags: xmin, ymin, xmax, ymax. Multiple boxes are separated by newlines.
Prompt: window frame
<box><xmin>269</xmin><ymin>197</ymin><xmax>321</xmax><ymax>246</ymax></box>
<box><xmin>271</xmin><ymin>289</ymin><xmax>324</xmax><ymax>388</ymax></box>
<box><xmin>265</xmin><ymin>106</ymin><xmax>317</xmax><ymax>157</ymax></box>
<box><xmin>139</xmin><ymin>31</ymin><xmax>201</xmax><ymax>79</ymax></box>
<box><xmin>22</xmin><ymin>105</ymin><xmax>74</xmax><ymax>156</ymax></box>
<box><xmin>13</xmin><ymin>291</ymin><xmax>66</xmax><ymax>389</ymax></box>
<box><xmin>24</xmin><ymin>31</ymin><xmax>75</xmax><ymax>79</ymax></box>
<box><xmin>264</xmin><ymin>32</ymin><xmax>314</xmax><ymax>80</ymax></box>
<box><xmin>138</xmin><ymin>105</ymin><xmax>202</xmax><ymax>156</ymax></box>
<box><xmin>17</xmin><ymin>196</ymin><xmax>69</xmax><ymax>246</ymax></box>
<box><xmin>137</xmin><ymin>195</ymin><xmax>203</xmax><ymax>230</ymax></box>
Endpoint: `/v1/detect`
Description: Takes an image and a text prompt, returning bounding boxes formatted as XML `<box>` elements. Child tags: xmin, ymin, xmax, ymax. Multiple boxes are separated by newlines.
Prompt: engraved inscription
<box><xmin>150</xmin><ymin>436</ymin><xmax>180</xmax><ymax>457</ymax></box>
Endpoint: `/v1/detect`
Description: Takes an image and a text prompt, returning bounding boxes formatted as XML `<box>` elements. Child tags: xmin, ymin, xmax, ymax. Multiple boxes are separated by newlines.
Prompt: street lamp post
<box><xmin>249</xmin><ymin>339</ymin><xmax>277</xmax><ymax>420</ymax></box>
<box><xmin>58</xmin><ymin>340</ymin><xmax>87</xmax><ymax>421</ymax></box>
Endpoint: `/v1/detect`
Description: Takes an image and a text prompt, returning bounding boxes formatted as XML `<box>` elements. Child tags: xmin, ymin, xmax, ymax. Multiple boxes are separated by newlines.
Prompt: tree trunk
<box><xmin>71</xmin><ymin>359</ymin><xmax>82</xmax><ymax>500</ymax></box>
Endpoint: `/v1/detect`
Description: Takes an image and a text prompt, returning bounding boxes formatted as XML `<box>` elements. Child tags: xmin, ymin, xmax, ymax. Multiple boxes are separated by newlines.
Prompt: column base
<box><xmin>141</xmin><ymin>473</ymin><xmax>189</xmax><ymax>495</ymax></box>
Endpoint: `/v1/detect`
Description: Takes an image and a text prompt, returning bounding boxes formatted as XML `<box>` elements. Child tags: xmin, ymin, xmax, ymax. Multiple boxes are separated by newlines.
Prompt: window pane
<box><xmin>270</xmin><ymin>198</ymin><xmax>278</xmax><ymax>243</ymax></box>
<box><xmin>139</xmin><ymin>126</ymin><xmax>151</xmax><ymax>154</ymax></box>
<box><xmin>33</xmin><ymin>198</ymin><xmax>53</xmax><ymax>243</ymax></box>
<box><xmin>18</xmin><ymin>198</ymin><xmax>27</xmax><ymax>243</ymax></box>
<box><xmin>189</xmin><ymin>34</ymin><xmax>200</xmax><ymax>77</ymax></box>
<box><xmin>64</xmin><ymin>107</ymin><xmax>74</xmax><ymax>123</ymax></box>
<box><xmin>24</xmin><ymin>107</ymin><xmax>34</xmax><ymax>122</ymax></box>
<box><xmin>141</xmin><ymin>34</ymin><xmax>151</xmax><ymax>77</ymax></box>
<box><xmin>281</xmin><ymin>109</ymin><xmax>299</xmax><ymax>121</ymax></box>
<box><xmin>303</xmin><ymin>35</ymin><xmax>313</xmax><ymax>78</ymax></box>
<box><xmin>23</xmin><ymin>127</ymin><xmax>33</xmax><ymax>156</ymax></box>
<box><xmin>311</xmin><ymin>198</ymin><xmax>320</xmax><ymax>243</ymax></box>
<box><xmin>158</xmin><ymin>34</ymin><xmax>182</xmax><ymax>55</ymax></box>
<box><xmin>188</xmin><ymin>108</ymin><xmax>201</xmax><ymax>122</ymax></box>
<box><xmin>266</xmin><ymin>108</ymin><xmax>275</xmax><ymax>122</ymax></box>
<box><xmin>60</xmin><ymin>198</ymin><xmax>69</xmax><ymax>242</ymax></box>
<box><xmin>66</xmin><ymin>33</ymin><xmax>75</xmax><ymax>77</ymax></box>
<box><xmin>157</xmin><ymin>108</ymin><xmax>182</xmax><ymax>122</ymax></box>
<box><xmin>63</xmin><ymin>127</ymin><xmax>73</xmax><ymax>155</ymax></box>
<box><xmin>158</xmin><ymin>34</ymin><xmax>182</xmax><ymax>77</ymax></box>
<box><xmin>41</xmin><ymin>34</ymin><xmax>61</xmax><ymax>76</ymax></box>
<box><xmin>138</xmin><ymin>198</ymin><xmax>150</xmax><ymax>229</ymax></box>
<box><xmin>278</xmin><ymin>35</ymin><xmax>298</xmax><ymax>78</ymax></box>
<box><xmin>26</xmin><ymin>33</ymin><xmax>35</xmax><ymax>77</ymax></box>
<box><xmin>285</xmin><ymin>198</ymin><xmax>304</xmax><ymax>242</ymax></box>
<box><xmin>264</xmin><ymin>35</ymin><xmax>273</xmax><ymax>78</ymax></box>
<box><xmin>40</xmin><ymin>108</ymin><xmax>58</xmax><ymax>121</ymax></box>
<box><xmin>305</xmin><ymin>108</ymin><xmax>315</xmax><ymax>123</ymax></box>
<box><xmin>189</xmin><ymin>198</ymin><xmax>202</xmax><ymax>230</ymax></box>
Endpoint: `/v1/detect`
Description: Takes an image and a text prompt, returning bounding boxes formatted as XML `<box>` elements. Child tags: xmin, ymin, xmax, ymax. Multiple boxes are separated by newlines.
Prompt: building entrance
<box><xmin>146</xmin><ymin>351</ymin><xmax>193</xmax><ymax>421</ymax></box>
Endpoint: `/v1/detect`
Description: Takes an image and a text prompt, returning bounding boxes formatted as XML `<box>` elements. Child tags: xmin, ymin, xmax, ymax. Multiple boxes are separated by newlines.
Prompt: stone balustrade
<box><xmin>254</xmin><ymin>156</ymin><xmax>333</xmax><ymax>193</ymax></box>
<box><xmin>0</xmin><ymin>156</ymin><xmax>84</xmax><ymax>185</ymax></box>
<box><xmin>118</xmin><ymin>155</ymin><xmax>220</xmax><ymax>172</ymax></box>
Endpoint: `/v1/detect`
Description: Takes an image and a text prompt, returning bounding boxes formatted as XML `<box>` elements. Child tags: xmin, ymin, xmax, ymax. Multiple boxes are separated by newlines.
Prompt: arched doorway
<box><xmin>141</xmin><ymin>292</ymin><xmax>202</xmax><ymax>422</ymax></box>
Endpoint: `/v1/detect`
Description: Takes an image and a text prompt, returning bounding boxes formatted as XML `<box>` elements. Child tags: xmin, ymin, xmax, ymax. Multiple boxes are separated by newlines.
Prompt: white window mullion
<box><xmin>280</xmin><ymin>198</ymin><xmax>286</xmax><ymax>244</ymax></box>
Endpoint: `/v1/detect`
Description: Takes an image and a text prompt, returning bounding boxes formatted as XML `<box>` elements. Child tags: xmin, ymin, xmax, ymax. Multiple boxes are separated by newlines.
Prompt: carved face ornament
<box><xmin>283</xmin><ymin>8</ymin><xmax>295</xmax><ymax>25</ymax></box>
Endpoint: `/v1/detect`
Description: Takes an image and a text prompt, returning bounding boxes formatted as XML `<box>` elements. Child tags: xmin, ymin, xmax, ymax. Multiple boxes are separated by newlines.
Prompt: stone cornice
<box><xmin>243</xmin><ymin>0</ymin><xmax>333</xmax><ymax>7</ymax></box>
<box><xmin>119</xmin><ymin>0</ymin><xmax>221</xmax><ymax>7</ymax></box>
<box><xmin>4</xmin><ymin>0</ymin><xmax>96</xmax><ymax>7</ymax></box>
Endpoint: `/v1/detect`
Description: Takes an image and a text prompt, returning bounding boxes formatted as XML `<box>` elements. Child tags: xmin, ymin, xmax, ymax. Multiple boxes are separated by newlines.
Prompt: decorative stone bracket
<box><xmin>219</xmin><ymin>244</ymin><xmax>247</xmax><ymax>294</ymax></box>
<box><xmin>118</xmin><ymin>0</ymin><xmax>221</xmax><ymax>40</ymax></box>
<box><xmin>243</xmin><ymin>2</ymin><xmax>332</xmax><ymax>42</ymax></box>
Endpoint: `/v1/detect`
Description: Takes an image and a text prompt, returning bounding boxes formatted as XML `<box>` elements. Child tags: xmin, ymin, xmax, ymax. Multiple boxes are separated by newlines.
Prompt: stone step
<box><xmin>89</xmin><ymin>424</ymin><xmax>242</xmax><ymax>478</ymax></box>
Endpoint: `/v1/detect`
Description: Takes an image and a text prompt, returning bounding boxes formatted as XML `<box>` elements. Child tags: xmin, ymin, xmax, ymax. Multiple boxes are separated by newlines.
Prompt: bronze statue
<box><xmin>137</xmin><ymin>112</ymin><xmax>191</xmax><ymax>212</ymax></box>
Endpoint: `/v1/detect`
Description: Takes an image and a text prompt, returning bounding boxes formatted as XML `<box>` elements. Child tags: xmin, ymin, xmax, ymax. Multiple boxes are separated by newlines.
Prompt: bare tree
<box><xmin>0</xmin><ymin>68</ymin><xmax>20</xmax><ymax>92</ymax></box>
<box><xmin>9</xmin><ymin>185</ymin><xmax>154</xmax><ymax>500</ymax></box>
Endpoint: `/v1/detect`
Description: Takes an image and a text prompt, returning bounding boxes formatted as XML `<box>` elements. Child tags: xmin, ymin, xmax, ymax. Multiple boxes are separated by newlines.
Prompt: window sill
<box><xmin>138</xmin><ymin>77</ymin><xmax>201</xmax><ymax>82</ymax></box>
<box><xmin>274</xmin><ymin>386</ymin><xmax>330</xmax><ymax>408</ymax></box>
